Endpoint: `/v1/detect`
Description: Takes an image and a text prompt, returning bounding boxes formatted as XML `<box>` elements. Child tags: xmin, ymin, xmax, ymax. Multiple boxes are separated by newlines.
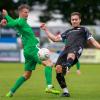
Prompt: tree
<box><xmin>39</xmin><ymin>0</ymin><xmax>100</xmax><ymax>25</ymax></box>
<box><xmin>0</xmin><ymin>0</ymin><xmax>100</xmax><ymax>25</ymax></box>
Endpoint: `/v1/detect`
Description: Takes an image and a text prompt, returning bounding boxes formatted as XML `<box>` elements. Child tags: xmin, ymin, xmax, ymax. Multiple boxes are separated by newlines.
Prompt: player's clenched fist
<box><xmin>40</xmin><ymin>23</ymin><xmax>47</xmax><ymax>31</ymax></box>
<box><xmin>2</xmin><ymin>9</ymin><xmax>8</xmax><ymax>16</ymax></box>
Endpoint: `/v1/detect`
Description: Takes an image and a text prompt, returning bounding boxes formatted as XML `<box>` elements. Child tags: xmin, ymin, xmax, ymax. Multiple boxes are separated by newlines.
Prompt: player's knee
<box><xmin>56</xmin><ymin>65</ymin><xmax>62</xmax><ymax>73</ymax></box>
<box><xmin>23</xmin><ymin>71</ymin><xmax>32</xmax><ymax>80</ymax></box>
<box><xmin>24</xmin><ymin>74</ymin><xmax>31</xmax><ymax>80</ymax></box>
<box><xmin>67</xmin><ymin>53</ymin><xmax>75</xmax><ymax>60</ymax></box>
<box><xmin>42</xmin><ymin>59</ymin><xmax>53</xmax><ymax>66</ymax></box>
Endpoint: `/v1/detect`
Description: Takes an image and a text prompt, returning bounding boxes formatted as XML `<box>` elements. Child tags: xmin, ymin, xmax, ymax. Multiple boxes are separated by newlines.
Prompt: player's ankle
<box><xmin>47</xmin><ymin>84</ymin><xmax>53</xmax><ymax>89</ymax></box>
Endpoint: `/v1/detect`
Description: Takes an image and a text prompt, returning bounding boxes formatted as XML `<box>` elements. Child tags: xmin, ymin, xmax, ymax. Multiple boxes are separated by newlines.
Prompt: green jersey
<box><xmin>5</xmin><ymin>14</ymin><xmax>41</xmax><ymax>71</ymax></box>
<box><xmin>5</xmin><ymin>15</ymin><xmax>39</xmax><ymax>48</ymax></box>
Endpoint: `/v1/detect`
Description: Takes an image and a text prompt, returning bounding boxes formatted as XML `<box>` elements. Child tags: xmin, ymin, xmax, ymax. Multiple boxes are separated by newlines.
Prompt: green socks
<box><xmin>11</xmin><ymin>76</ymin><xmax>26</xmax><ymax>93</ymax></box>
<box><xmin>45</xmin><ymin>66</ymin><xmax>52</xmax><ymax>85</ymax></box>
<box><xmin>10</xmin><ymin>66</ymin><xmax>52</xmax><ymax>93</ymax></box>
<box><xmin>76</xmin><ymin>61</ymin><xmax>80</xmax><ymax>70</ymax></box>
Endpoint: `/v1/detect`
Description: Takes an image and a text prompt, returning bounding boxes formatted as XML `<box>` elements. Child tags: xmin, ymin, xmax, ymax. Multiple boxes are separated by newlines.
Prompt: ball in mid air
<box><xmin>38</xmin><ymin>48</ymin><xmax>50</xmax><ymax>61</ymax></box>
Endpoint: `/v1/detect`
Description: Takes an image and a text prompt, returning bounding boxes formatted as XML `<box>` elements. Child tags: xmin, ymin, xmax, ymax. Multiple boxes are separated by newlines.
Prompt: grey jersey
<box><xmin>61</xmin><ymin>27</ymin><xmax>93</xmax><ymax>49</ymax></box>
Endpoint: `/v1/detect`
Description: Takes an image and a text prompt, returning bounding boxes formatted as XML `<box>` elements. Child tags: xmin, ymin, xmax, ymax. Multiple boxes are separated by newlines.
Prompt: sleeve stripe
<box><xmin>88</xmin><ymin>36</ymin><xmax>94</xmax><ymax>40</ymax></box>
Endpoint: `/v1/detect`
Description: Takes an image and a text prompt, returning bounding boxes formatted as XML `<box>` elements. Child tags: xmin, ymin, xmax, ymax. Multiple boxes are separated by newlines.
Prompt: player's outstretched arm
<box><xmin>2</xmin><ymin>11</ymin><xmax>24</xmax><ymax>28</ymax></box>
<box><xmin>2</xmin><ymin>9</ymin><xmax>24</xmax><ymax>28</ymax></box>
<box><xmin>2</xmin><ymin>9</ymin><xmax>17</xmax><ymax>27</ymax></box>
<box><xmin>0</xmin><ymin>18</ymin><xmax>15</xmax><ymax>28</ymax></box>
<box><xmin>88</xmin><ymin>38</ymin><xmax>100</xmax><ymax>49</ymax></box>
<box><xmin>1</xmin><ymin>18</ymin><xmax>23</xmax><ymax>28</ymax></box>
<box><xmin>2</xmin><ymin>9</ymin><xmax>15</xmax><ymax>22</ymax></box>
<box><xmin>40</xmin><ymin>23</ymin><xmax>61</xmax><ymax>42</ymax></box>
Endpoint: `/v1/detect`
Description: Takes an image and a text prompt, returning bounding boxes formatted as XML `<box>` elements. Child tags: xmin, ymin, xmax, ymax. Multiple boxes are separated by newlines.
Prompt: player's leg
<box><xmin>6</xmin><ymin>71</ymin><xmax>32</xmax><ymax>97</ymax></box>
<box><xmin>44</xmin><ymin>59</ymin><xmax>53</xmax><ymax>88</ymax></box>
<box><xmin>67</xmin><ymin>60</ymin><xmax>81</xmax><ymax>75</ymax></box>
<box><xmin>66</xmin><ymin>53</ymin><xmax>76</xmax><ymax>74</ymax></box>
<box><xmin>76</xmin><ymin>60</ymin><xmax>81</xmax><ymax>75</ymax></box>
<box><xmin>6</xmin><ymin>54</ymin><xmax>38</xmax><ymax>97</ymax></box>
<box><xmin>43</xmin><ymin>59</ymin><xmax>60</xmax><ymax>94</ymax></box>
<box><xmin>6</xmin><ymin>37</ymin><xmax>29</xmax><ymax>97</ymax></box>
<box><xmin>56</xmin><ymin>65</ymin><xmax>70</xmax><ymax>97</ymax></box>
<box><xmin>57</xmin><ymin>47</ymin><xmax>82</xmax><ymax>97</ymax></box>
<box><xmin>56</xmin><ymin>52</ymin><xmax>76</xmax><ymax>97</ymax></box>
<box><xmin>55</xmin><ymin>56</ymin><xmax>69</xmax><ymax>97</ymax></box>
<box><xmin>45</xmin><ymin>66</ymin><xmax>52</xmax><ymax>87</ymax></box>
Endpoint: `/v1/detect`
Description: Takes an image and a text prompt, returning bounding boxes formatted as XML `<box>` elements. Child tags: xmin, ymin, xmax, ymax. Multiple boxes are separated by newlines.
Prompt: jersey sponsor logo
<box><xmin>88</xmin><ymin>35</ymin><xmax>93</xmax><ymax>40</ymax></box>
<box><xmin>69</xmin><ymin>29</ymin><xmax>80</xmax><ymax>33</ymax></box>
<box><xmin>77</xmin><ymin>28</ymin><xmax>81</xmax><ymax>29</ymax></box>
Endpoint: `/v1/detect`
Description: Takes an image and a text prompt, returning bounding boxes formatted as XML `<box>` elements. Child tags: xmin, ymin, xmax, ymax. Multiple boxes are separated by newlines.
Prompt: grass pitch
<box><xmin>0</xmin><ymin>63</ymin><xmax>100</xmax><ymax>100</ymax></box>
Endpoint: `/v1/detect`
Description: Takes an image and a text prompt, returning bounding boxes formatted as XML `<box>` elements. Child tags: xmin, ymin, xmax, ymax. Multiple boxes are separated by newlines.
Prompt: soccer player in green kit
<box><xmin>17</xmin><ymin>36</ymin><xmax>60</xmax><ymax>94</ymax></box>
<box><xmin>1</xmin><ymin>4</ymin><xmax>59</xmax><ymax>97</ymax></box>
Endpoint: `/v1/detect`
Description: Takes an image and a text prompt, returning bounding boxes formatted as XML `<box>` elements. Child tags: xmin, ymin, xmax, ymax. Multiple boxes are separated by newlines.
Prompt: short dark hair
<box><xmin>18</xmin><ymin>4</ymin><xmax>30</xmax><ymax>12</ymax></box>
<box><xmin>71</xmin><ymin>12</ymin><xmax>81</xmax><ymax>19</ymax></box>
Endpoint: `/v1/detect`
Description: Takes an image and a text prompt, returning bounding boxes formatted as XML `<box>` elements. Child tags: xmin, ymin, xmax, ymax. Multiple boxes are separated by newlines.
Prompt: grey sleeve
<box><xmin>85</xmin><ymin>28</ymin><xmax>94</xmax><ymax>40</ymax></box>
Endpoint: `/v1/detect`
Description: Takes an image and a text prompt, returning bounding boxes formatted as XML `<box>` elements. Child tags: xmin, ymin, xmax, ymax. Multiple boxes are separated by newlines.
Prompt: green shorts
<box><xmin>24</xmin><ymin>46</ymin><xmax>41</xmax><ymax>71</ymax></box>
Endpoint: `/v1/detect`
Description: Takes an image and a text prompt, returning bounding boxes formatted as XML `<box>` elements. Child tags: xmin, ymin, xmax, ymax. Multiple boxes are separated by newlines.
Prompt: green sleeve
<box><xmin>5</xmin><ymin>15</ymin><xmax>25</xmax><ymax>28</ymax></box>
<box><xmin>6</xmin><ymin>20</ymin><xmax>18</xmax><ymax>27</ymax></box>
<box><xmin>5</xmin><ymin>15</ymin><xmax>15</xmax><ymax>22</ymax></box>
<box><xmin>76</xmin><ymin>60</ymin><xmax>80</xmax><ymax>70</ymax></box>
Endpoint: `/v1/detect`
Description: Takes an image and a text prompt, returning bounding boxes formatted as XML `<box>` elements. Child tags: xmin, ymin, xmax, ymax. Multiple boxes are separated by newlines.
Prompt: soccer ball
<box><xmin>38</xmin><ymin>48</ymin><xmax>50</xmax><ymax>61</ymax></box>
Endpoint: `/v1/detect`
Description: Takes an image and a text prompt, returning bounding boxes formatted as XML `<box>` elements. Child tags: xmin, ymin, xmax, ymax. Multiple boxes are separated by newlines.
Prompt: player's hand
<box><xmin>0</xmin><ymin>19</ymin><xmax>7</xmax><ymax>26</ymax></box>
<box><xmin>2</xmin><ymin>9</ymin><xmax>7</xmax><ymax>16</ymax></box>
<box><xmin>40</xmin><ymin>23</ymin><xmax>47</xmax><ymax>31</ymax></box>
<box><xmin>56</xmin><ymin>34</ymin><xmax>62</xmax><ymax>41</ymax></box>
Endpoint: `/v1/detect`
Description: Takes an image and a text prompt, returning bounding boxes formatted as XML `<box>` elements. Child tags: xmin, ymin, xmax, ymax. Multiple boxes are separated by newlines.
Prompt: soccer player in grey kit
<box><xmin>40</xmin><ymin>12</ymin><xmax>100</xmax><ymax>97</ymax></box>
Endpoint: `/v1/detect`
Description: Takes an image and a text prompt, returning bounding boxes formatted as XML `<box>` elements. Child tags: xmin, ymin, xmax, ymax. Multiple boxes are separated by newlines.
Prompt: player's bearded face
<box><xmin>19</xmin><ymin>8</ymin><xmax>29</xmax><ymax>19</ymax></box>
<box><xmin>71</xmin><ymin>15</ymin><xmax>81</xmax><ymax>27</ymax></box>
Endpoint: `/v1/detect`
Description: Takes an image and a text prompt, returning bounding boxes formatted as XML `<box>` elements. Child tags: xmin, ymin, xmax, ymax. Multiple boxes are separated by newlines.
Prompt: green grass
<box><xmin>0</xmin><ymin>63</ymin><xmax>100</xmax><ymax>100</ymax></box>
